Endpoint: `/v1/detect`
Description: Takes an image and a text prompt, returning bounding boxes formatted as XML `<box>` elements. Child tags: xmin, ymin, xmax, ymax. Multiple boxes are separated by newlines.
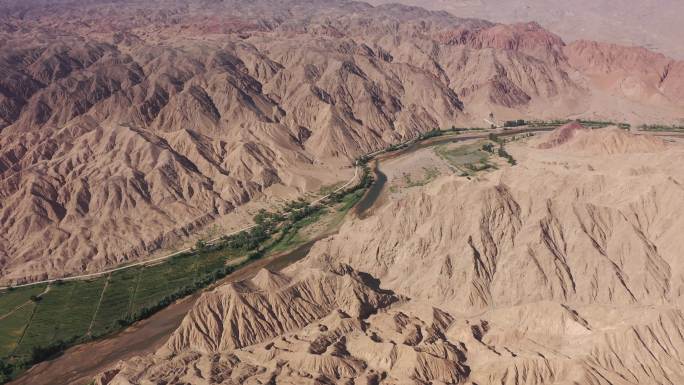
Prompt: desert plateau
<box><xmin>1</xmin><ymin>0</ymin><xmax>684</xmax><ymax>384</ymax></box>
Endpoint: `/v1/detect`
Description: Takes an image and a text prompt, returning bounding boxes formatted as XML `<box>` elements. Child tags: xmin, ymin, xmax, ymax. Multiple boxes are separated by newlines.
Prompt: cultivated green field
<box><xmin>0</xmin><ymin>304</ymin><xmax>35</xmax><ymax>357</ymax></box>
<box><xmin>435</xmin><ymin>141</ymin><xmax>496</xmax><ymax>175</ymax></box>
<box><xmin>89</xmin><ymin>268</ymin><xmax>139</xmax><ymax>334</ymax></box>
<box><xmin>0</xmin><ymin>245</ymin><xmax>242</xmax><ymax>366</ymax></box>
<box><xmin>0</xmin><ymin>286</ymin><xmax>44</xmax><ymax>312</ymax></box>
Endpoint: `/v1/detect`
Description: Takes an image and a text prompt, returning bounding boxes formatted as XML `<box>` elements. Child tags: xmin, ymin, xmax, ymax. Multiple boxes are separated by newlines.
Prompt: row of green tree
<box><xmin>527</xmin><ymin>119</ymin><xmax>631</xmax><ymax>129</ymax></box>
<box><xmin>639</xmin><ymin>124</ymin><xmax>684</xmax><ymax>131</ymax></box>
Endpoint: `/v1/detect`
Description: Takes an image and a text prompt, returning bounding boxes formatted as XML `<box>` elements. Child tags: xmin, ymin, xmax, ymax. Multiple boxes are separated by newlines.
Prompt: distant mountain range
<box><xmin>369</xmin><ymin>0</ymin><xmax>684</xmax><ymax>60</ymax></box>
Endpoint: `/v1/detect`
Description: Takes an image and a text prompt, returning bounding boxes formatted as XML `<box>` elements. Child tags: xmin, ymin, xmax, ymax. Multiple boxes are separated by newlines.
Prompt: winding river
<box><xmin>11</xmin><ymin>127</ymin><xmax>553</xmax><ymax>385</ymax></box>
<box><xmin>354</xmin><ymin>160</ymin><xmax>387</xmax><ymax>218</ymax></box>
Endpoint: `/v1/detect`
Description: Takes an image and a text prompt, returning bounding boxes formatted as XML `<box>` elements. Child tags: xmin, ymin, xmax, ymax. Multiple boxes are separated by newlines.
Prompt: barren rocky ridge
<box><xmin>1</xmin><ymin>0</ymin><xmax>683</xmax><ymax>284</ymax></box>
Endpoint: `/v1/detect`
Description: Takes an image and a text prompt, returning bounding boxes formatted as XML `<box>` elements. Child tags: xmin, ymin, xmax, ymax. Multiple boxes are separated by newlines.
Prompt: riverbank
<box><xmin>1</xmin><ymin>167</ymin><xmax>368</xmax><ymax>385</ymax></box>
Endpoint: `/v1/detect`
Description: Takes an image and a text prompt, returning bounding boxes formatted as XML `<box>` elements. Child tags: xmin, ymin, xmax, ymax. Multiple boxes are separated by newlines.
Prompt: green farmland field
<box><xmin>434</xmin><ymin>141</ymin><xmax>496</xmax><ymax>175</ymax></box>
<box><xmin>0</xmin><ymin>304</ymin><xmax>36</xmax><ymax>357</ymax></box>
<box><xmin>0</xmin><ymin>246</ymin><xmax>242</xmax><ymax>364</ymax></box>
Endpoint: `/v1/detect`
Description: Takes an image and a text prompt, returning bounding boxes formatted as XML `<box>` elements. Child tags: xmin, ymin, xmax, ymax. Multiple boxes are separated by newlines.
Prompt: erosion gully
<box><xmin>11</xmin><ymin>126</ymin><xmax>551</xmax><ymax>385</ymax></box>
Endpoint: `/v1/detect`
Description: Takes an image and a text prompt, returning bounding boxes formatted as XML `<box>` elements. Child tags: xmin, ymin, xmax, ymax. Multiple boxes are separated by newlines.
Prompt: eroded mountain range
<box><xmin>1</xmin><ymin>0</ymin><xmax>683</xmax><ymax>283</ymax></box>
<box><xmin>368</xmin><ymin>0</ymin><xmax>684</xmax><ymax>60</ymax></box>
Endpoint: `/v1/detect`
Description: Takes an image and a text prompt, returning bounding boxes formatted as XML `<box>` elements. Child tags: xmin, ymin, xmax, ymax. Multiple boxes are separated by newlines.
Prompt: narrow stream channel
<box><xmin>354</xmin><ymin>160</ymin><xmax>387</xmax><ymax>218</ymax></box>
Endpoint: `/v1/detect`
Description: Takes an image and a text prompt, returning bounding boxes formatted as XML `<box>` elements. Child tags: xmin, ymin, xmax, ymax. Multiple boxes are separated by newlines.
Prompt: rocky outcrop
<box><xmin>565</xmin><ymin>40</ymin><xmax>684</xmax><ymax>106</ymax></box>
<box><xmin>537</xmin><ymin>120</ymin><xmax>589</xmax><ymax>148</ymax></box>
<box><xmin>163</xmin><ymin>266</ymin><xmax>398</xmax><ymax>354</ymax></box>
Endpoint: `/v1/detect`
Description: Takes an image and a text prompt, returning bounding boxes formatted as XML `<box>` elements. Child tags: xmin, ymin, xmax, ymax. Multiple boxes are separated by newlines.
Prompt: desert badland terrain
<box><xmin>2</xmin><ymin>1</ymin><xmax>684</xmax><ymax>384</ymax></box>
<box><xmin>368</xmin><ymin>0</ymin><xmax>684</xmax><ymax>60</ymax></box>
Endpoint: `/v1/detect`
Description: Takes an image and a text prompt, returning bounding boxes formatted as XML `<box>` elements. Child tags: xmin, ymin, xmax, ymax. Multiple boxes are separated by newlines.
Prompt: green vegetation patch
<box><xmin>131</xmin><ymin>255</ymin><xmax>196</xmax><ymax>314</ymax></box>
<box><xmin>0</xmin><ymin>286</ymin><xmax>45</xmax><ymax>314</ymax></box>
<box><xmin>15</xmin><ymin>283</ymin><xmax>74</xmax><ymax>357</ymax></box>
<box><xmin>267</xmin><ymin>207</ymin><xmax>327</xmax><ymax>254</ymax></box>
<box><xmin>528</xmin><ymin>119</ymin><xmax>630</xmax><ymax>129</ymax></box>
<box><xmin>317</xmin><ymin>182</ymin><xmax>344</xmax><ymax>196</ymax></box>
<box><xmin>0</xmin><ymin>244</ymin><xmax>247</xmax><ymax>380</ymax></box>
<box><xmin>639</xmin><ymin>124</ymin><xmax>684</xmax><ymax>132</ymax></box>
<box><xmin>338</xmin><ymin>189</ymin><xmax>365</xmax><ymax>213</ymax></box>
<box><xmin>403</xmin><ymin>167</ymin><xmax>440</xmax><ymax>188</ymax></box>
<box><xmin>53</xmin><ymin>279</ymin><xmax>105</xmax><ymax>342</ymax></box>
<box><xmin>435</xmin><ymin>141</ymin><xmax>495</xmax><ymax>175</ymax></box>
<box><xmin>0</xmin><ymin>304</ymin><xmax>36</xmax><ymax>357</ymax></box>
<box><xmin>89</xmin><ymin>268</ymin><xmax>140</xmax><ymax>335</ymax></box>
<box><xmin>391</xmin><ymin>167</ymin><xmax>441</xmax><ymax>193</ymax></box>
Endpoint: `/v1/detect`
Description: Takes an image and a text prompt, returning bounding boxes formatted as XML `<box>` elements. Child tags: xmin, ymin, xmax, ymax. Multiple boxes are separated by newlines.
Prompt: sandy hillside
<box><xmin>307</xmin><ymin>126</ymin><xmax>684</xmax><ymax>311</ymax></box>
<box><xmin>93</xmin><ymin>126</ymin><xmax>684</xmax><ymax>384</ymax></box>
